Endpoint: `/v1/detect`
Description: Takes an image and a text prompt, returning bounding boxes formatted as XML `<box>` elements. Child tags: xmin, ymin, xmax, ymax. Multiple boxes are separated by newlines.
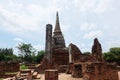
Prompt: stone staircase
<box><xmin>3</xmin><ymin>64</ymin><xmax>41</xmax><ymax>80</ymax></box>
<box><xmin>15</xmin><ymin>69</ymin><xmax>41</xmax><ymax>80</ymax></box>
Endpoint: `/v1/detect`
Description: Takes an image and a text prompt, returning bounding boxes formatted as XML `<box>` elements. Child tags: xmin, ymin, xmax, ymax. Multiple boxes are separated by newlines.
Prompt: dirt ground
<box><xmin>2</xmin><ymin>71</ymin><xmax>120</xmax><ymax>80</ymax></box>
<box><xmin>40</xmin><ymin>72</ymin><xmax>120</xmax><ymax>80</ymax></box>
<box><xmin>40</xmin><ymin>73</ymin><xmax>83</xmax><ymax>80</ymax></box>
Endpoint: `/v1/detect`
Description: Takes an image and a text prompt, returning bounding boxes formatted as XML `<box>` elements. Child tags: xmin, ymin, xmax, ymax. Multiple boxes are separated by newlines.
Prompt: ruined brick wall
<box><xmin>69</xmin><ymin>38</ymin><xmax>103</xmax><ymax>63</ymax></box>
<box><xmin>38</xmin><ymin>48</ymin><xmax>69</xmax><ymax>73</ymax></box>
<box><xmin>72</xmin><ymin>63</ymin><xmax>83</xmax><ymax>78</ymax></box>
<box><xmin>45</xmin><ymin>69</ymin><xmax>58</xmax><ymax>80</ymax></box>
<box><xmin>0</xmin><ymin>62</ymin><xmax>5</xmax><ymax>76</ymax></box>
<box><xmin>78</xmin><ymin>54</ymin><xmax>94</xmax><ymax>62</ymax></box>
<box><xmin>69</xmin><ymin>43</ymin><xmax>97</xmax><ymax>63</ymax></box>
<box><xmin>52</xmin><ymin>48</ymin><xmax>69</xmax><ymax>67</ymax></box>
<box><xmin>4</xmin><ymin>62</ymin><xmax>20</xmax><ymax>72</ymax></box>
<box><xmin>69</xmin><ymin>43</ymin><xmax>82</xmax><ymax>63</ymax></box>
<box><xmin>82</xmin><ymin>62</ymin><xmax>119</xmax><ymax>80</ymax></box>
<box><xmin>0</xmin><ymin>62</ymin><xmax>19</xmax><ymax>77</ymax></box>
<box><xmin>0</xmin><ymin>62</ymin><xmax>20</xmax><ymax>72</ymax></box>
<box><xmin>105</xmin><ymin>64</ymin><xmax>119</xmax><ymax>80</ymax></box>
<box><xmin>92</xmin><ymin>38</ymin><xmax>103</xmax><ymax>62</ymax></box>
<box><xmin>66</xmin><ymin>62</ymin><xmax>73</xmax><ymax>74</ymax></box>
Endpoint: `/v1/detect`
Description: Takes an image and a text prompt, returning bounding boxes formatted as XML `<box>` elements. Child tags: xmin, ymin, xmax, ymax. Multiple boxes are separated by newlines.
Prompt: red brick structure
<box><xmin>69</xmin><ymin>38</ymin><xmax>103</xmax><ymax>63</ymax></box>
<box><xmin>51</xmin><ymin>12</ymin><xmax>69</xmax><ymax>68</ymax></box>
<box><xmin>82</xmin><ymin>62</ymin><xmax>118</xmax><ymax>80</ymax></box>
<box><xmin>72</xmin><ymin>63</ymin><xmax>83</xmax><ymax>78</ymax></box>
<box><xmin>40</xmin><ymin>12</ymin><xmax>69</xmax><ymax>71</ymax></box>
<box><xmin>69</xmin><ymin>38</ymin><xmax>119</xmax><ymax>80</ymax></box>
<box><xmin>4</xmin><ymin>62</ymin><xmax>20</xmax><ymax>72</ymax></box>
<box><xmin>52</xmin><ymin>48</ymin><xmax>69</xmax><ymax>67</ymax></box>
<box><xmin>0</xmin><ymin>62</ymin><xmax>20</xmax><ymax>77</ymax></box>
<box><xmin>66</xmin><ymin>62</ymin><xmax>73</xmax><ymax>74</ymax></box>
<box><xmin>0</xmin><ymin>62</ymin><xmax>5</xmax><ymax>77</ymax></box>
<box><xmin>45</xmin><ymin>69</ymin><xmax>58</xmax><ymax>80</ymax></box>
<box><xmin>39</xmin><ymin>12</ymin><xmax>119</xmax><ymax>80</ymax></box>
<box><xmin>69</xmin><ymin>43</ymin><xmax>82</xmax><ymax>63</ymax></box>
<box><xmin>0</xmin><ymin>62</ymin><xmax>19</xmax><ymax>72</ymax></box>
<box><xmin>92</xmin><ymin>38</ymin><xmax>103</xmax><ymax>62</ymax></box>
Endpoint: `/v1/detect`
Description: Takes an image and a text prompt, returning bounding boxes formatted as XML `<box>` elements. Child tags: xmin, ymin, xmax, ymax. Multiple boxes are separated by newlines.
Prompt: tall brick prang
<box><xmin>53</xmin><ymin>12</ymin><xmax>66</xmax><ymax>48</ymax></box>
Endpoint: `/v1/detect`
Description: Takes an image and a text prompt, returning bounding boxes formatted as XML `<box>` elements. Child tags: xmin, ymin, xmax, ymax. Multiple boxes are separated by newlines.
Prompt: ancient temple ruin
<box><xmin>39</xmin><ymin>12</ymin><xmax>119</xmax><ymax>80</ymax></box>
<box><xmin>39</xmin><ymin>12</ymin><xmax>69</xmax><ymax>71</ymax></box>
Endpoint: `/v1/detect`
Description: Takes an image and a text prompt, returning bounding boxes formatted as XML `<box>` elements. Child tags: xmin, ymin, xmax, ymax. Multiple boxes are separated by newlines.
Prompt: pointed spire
<box><xmin>53</xmin><ymin>12</ymin><xmax>66</xmax><ymax>48</ymax></box>
<box><xmin>54</xmin><ymin>12</ymin><xmax>61</xmax><ymax>33</ymax></box>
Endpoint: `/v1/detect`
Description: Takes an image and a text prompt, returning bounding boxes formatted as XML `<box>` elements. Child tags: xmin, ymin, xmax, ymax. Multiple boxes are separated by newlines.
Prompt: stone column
<box><xmin>45</xmin><ymin>24</ymin><xmax>52</xmax><ymax>64</ymax></box>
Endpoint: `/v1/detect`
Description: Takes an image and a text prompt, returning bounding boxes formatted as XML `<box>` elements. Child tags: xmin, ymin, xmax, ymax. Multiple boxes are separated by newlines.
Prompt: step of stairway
<box><xmin>35</xmin><ymin>74</ymin><xmax>41</xmax><ymax>79</ymax></box>
<box><xmin>32</xmin><ymin>72</ymin><xmax>38</xmax><ymax>78</ymax></box>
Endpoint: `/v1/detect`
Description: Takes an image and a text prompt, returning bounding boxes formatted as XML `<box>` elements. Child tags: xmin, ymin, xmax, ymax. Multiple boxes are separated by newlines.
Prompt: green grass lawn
<box><xmin>5</xmin><ymin>72</ymin><xmax>18</xmax><ymax>75</ymax></box>
<box><xmin>20</xmin><ymin>64</ymin><xmax>28</xmax><ymax>70</ymax></box>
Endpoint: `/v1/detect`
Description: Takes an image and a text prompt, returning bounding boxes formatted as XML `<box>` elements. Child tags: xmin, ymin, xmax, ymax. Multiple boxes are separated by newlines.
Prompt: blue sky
<box><xmin>0</xmin><ymin>0</ymin><xmax>120</xmax><ymax>54</ymax></box>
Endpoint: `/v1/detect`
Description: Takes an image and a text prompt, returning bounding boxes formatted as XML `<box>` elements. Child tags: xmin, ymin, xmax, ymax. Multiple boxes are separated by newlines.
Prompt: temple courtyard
<box><xmin>40</xmin><ymin>72</ymin><xmax>120</xmax><ymax>80</ymax></box>
<box><xmin>3</xmin><ymin>71</ymin><xmax>120</xmax><ymax>80</ymax></box>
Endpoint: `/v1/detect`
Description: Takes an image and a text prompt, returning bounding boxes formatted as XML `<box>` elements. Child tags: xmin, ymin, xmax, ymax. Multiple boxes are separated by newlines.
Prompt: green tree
<box><xmin>0</xmin><ymin>48</ymin><xmax>13</xmax><ymax>55</ymax></box>
<box><xmin>83</xmin><ymin>52</ymin><xmax>91</xmax><ymax>55</ymax></box>
<box><xmin>4</xmin><ymin>54</ymin><xmax>18</xmax><ymax>61</ymax></box>
<box><xmin>0</xmin><ymin>48</ymin><xmax>17</xmax><ymax>62</ymax></box>
<box><xmin>17</xmin><ymin>43</ymin><xmax>36</xmax><ymax>63</ymax></box>
<box><xmin>0</xmin><ymin>54</ymin><xmax>5</xmax><ymax>61</ymax></box>
<box><xmin>0</xmin><ymin>54</ymin><xmax>18</xmax><ymax>62</ymax></box>
<box><xmin>103</xmin><ymin>47</ymin><xmax>120</xmax><ymax>65</ymax></box>
<box><xmin>110</xmin><ymin>47</ymin><xmax>120</xmax><ymax>56</ymax></box>
<box><xmin>35</xmin><ymin>50</ymin><xmax>45</xmax><ymax>63</ymax></box>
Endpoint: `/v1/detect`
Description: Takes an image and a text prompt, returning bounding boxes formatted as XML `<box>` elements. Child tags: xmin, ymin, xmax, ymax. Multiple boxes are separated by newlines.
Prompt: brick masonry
<box><xmin>45</xmin><ymin>69</ymin><xmax>58</xmax><ymax>80</ymax></box>
<box><xmin>39</xmin><ymin>13</ymin><xmax>119</xmax><ymax>80</ymax></box>
<box><xmin>0</xmin><ymin>62</ymin><xmax>19</xmax><ymax>77</ymax></box>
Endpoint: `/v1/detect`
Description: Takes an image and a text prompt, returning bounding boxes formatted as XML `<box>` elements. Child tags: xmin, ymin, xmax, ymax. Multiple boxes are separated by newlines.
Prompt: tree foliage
<box><xmin>17</xmin><ymin>43</ymin><xmax>45</xmax><ymax>63</ymax></box>
<box><xmin>17</xmin><ymin>43</ymin><xmax>36</xmax><ymax>63</ymax></box>
<box><xmin>36</xmin><ymin>50</ymin><xmax>44</xmax><ymax>63</ymax></box>
<box><xmin>103</xmin><ymin>47</ymin><xmax>120</xmax><ymax>65</ymax></box>
<box><xmin>0</xmin><ymin>48</ymin><xmax>13</xmax><ymax>55</ymax></box>
<box><xmin>83</xmin><ymin>52</ymin><xmax>91</xmax><ymax>55</ymax></box>
<box><xmin>0</xmin><ymin>43</ymin><xmax>44</xmax><ymax>63</ymax></box>
<box><xmin>0</xmin><ymin>48</ymin><xmax>17</xmax><ymax>62</ymax></box>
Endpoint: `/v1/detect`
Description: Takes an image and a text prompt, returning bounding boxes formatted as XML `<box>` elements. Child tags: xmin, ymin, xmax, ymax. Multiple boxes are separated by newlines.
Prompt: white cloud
<box><xmin>60</xmin><ymin>24</ymin><xmax>70</xmax><ymax>32</ymax></box>
<box><xmin>74</xmin><ymin>0</ymin><xmax>96</xmax><ymax>12</ymax></box>
<box><xmin>74</xmin><ymin>0</ymin><xmax>113</xmax><ymax>14</ymax></box>
<box><xmin>84</xmin><ymin>30</ymin><xmax>103</xmax><ymax>39</ymax></box>
<box><xmin>0</xmin><ymin>1</ymin><xmax>57</xmax><ymax>34</ymax></box>
<box><xmin>0</xmin><ymin>4</ymin><xmax>3</xmax><ymax>12</ymax></box>
<box><xmin>0</xmin><ymin>0</ymin><xmax>119</xmax><ymax>53</ymax></box>
<box><xmin>107</xmin><ymin>40</ymin><xmax>120</xmax><ymax>48</ymax></box>
<box><xmin>0</xmin><ymin>0</ymin><xmax>116</xmax><ymax>34</ymax></box>
<box><xmin>80</xmin><ymin>22</ymin><xmax>96</xmax><ymax>31</ymax></box>
<box><xmin>14</xmin><ymin>38</ymin><xmax>23</xmax><ymax>42</ymax></box>
<box><xmin>94</xmin><ymin>0</ymin><xmax>113</xmax><ymax>14</ymax></box>
<box><xmin>0</xmin><ymin>4</ymin><xmax>39</xmax><ymax>33</ymax></box>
